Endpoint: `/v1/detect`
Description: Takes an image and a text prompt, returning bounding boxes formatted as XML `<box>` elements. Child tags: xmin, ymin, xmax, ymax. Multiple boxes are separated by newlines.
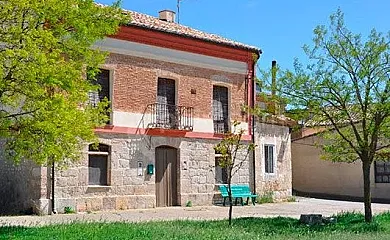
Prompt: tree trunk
<box><xmin>228</xmin><ymin>182</ymin><xmax>233</xmax><ymax>226</ymax></box>
<box><xmin>362</xmin><ymin>160</ymin><xmax>372</xmax><ymax>222</ymax></box>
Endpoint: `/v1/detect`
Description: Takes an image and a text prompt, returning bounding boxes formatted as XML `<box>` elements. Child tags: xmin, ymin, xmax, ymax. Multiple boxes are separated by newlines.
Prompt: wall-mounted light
<box><xmin>137</xmin><ymin>161</ymin><xmax>143</xmax><ymax>176</ymax></box>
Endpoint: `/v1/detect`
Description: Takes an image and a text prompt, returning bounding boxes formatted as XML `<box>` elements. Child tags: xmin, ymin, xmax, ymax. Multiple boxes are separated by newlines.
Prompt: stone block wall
<box><xmin>54</xmin><ymin>133</ymin><xmax>253</xmax><ymax>213</ymax></box>
<box><xmin>254</xmin><ymin>122</ymin><xmax>292</xmax><ymax>201</ymax></box>
<box><xmin>0</xmin><ymin>141</ymin><xmax>47</xmax><ymax>215</ymax></box>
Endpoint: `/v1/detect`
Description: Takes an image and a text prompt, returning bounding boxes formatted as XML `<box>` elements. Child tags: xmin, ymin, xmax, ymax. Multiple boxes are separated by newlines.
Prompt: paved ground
<box><xmin>1</xmin><ymin>197</ymin><xmax>390</xmax><ymax>227</ymax></box>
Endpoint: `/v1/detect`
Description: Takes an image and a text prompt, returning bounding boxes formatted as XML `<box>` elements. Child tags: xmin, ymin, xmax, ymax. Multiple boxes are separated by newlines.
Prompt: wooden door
<box><xmin>155</xmin><ymin>146</ymin><xmax>178</xmax><ymax>207</ymax></box>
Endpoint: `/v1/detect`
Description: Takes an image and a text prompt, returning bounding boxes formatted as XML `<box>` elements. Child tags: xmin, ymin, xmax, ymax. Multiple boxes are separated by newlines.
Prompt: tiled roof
<box><xmin>108</xmin><ymin>5</ymin><xmax>261</xmax><ymax>53</ymax></box>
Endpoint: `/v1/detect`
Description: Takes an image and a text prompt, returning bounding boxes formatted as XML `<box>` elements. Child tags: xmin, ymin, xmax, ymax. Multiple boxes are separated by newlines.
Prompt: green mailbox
<box><xmin>147</xmin><ymin>164</ymin><xmax>154</xmax><ymax>175</ymax></box>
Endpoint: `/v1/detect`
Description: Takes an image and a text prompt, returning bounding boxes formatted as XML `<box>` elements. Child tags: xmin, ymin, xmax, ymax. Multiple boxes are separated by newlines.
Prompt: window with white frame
<box><xmin>88</xmin><ymin>143</ymin><xmax>110</xmax><ymax>186</ymax></box>
<box><xmin>264</xmin><ymin>144</ymin><xmax>275</xmax><ymax>174</ymax></box>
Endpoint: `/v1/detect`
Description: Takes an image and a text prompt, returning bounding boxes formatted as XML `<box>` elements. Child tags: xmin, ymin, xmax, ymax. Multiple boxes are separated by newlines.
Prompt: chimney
<box><xmin>271</xmin><ymin>60</ymin><xmax>277</xmax><ymax>115</ymax></box>
<box><xmin>159</xmin><ymin>10</ymin><xmax>176</xmax><ymax>23</ymax></box>
<box><xmin>271</xmin><ymin>60</ymin><xmax>277</xmax><ymax>97</ymax></box>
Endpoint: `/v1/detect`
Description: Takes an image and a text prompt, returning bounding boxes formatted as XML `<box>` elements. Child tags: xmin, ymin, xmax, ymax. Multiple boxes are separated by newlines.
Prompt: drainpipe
<box><xmin>251</xmin><ymin>52</ymin><xmax>260</xmax><ymax>194</ymax></box>
<box><xmin>51</xmin><ymin>161</ymin><xmax>57</xmax><ymax>214</ymax></box>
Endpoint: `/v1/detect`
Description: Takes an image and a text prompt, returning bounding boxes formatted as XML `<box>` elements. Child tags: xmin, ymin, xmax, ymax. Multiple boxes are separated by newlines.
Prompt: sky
<box><xmin>96</xmin><ymin>0</ymin><xmax>389</xmax><ymax>71</ymax></box>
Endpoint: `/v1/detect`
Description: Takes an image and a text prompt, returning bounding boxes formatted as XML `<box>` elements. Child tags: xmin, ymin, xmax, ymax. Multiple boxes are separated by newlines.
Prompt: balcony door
<box><xmin>213</xmin><ymin>86</ymin><xmax>229</xmax><ymax>133</ymax></box>
<box><xmin>157</xmin><ymin>78</ymin><xmax>177</xmax><ymax>128</ymax></box>
<box><xmin>88</xmin><ymin>69</ymin><xmax>111</xmax><ymax>123</ymax></box>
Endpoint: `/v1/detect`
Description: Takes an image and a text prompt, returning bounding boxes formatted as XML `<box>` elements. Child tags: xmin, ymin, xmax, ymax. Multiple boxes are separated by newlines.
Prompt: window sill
<box><xmin>264</xmin><ymin>173</ymin><xmax>277</xmax><ymax>177</ymax></box>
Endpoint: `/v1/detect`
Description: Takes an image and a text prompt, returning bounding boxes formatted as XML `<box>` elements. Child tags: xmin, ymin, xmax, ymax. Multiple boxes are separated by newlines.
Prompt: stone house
<box><xmin>0</xmin><ymin>9</ymin><xmax>292</xmax><ymax>215</ymax></box>
<box><xmin>292</xmin><ymin>127</ymin><xmax>390</xmax><ymax>202</ymax></box>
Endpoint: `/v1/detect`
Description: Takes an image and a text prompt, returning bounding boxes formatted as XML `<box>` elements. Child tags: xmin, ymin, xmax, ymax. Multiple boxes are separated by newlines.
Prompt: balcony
<box><xmin>148</xmin><ymin>103</ymin><xmax>194</xmax><ymax>131</ymax></box>
<box><xmin>213</xmin><ymin>104</ymin><xmax>229</xmax><ymax>134</ymax></box>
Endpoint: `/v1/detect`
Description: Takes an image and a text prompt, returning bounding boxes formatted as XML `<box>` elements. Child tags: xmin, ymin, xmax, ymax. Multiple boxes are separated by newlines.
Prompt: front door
<box><xmin>155</xmin><ymin>146</ymin><xmax>178</xmax><ymax>207</ymax></box>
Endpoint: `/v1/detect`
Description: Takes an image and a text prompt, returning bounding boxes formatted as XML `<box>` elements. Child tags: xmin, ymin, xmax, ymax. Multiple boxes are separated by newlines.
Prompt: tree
<box><xmin>214</xmin><ymin>121</ymin><xmax>255</xmax><ymax>225</ymax></box>
<box><xmin>0</xmin><ymin>0</ymin><xmax>126</xmax><ymax>166</ymax></box>
<box><xmin>268</xmin><ymin>9</ymin><xmax>389</xmax><ymax>222</ymax></box>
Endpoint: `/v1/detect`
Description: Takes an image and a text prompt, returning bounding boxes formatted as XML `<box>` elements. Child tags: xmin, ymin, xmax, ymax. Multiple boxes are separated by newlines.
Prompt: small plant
<box><xmin>186</xmin><ymin>201</ymin><xmax>192</xmax><ymax>207</ymax></box>
<box><xmin>257</xmin><ymin>192</ymin><xmax>274</xmax><ymax>204</ymax></box>
<box><xmin>64</xmin><ymin>206</ymin><xmax>76</xmax><ymax>214</ymax></box>
<box><xmin>287</xmin><ymin>196</ymin><xmax>296</xmax><ymax>202</ymax></box>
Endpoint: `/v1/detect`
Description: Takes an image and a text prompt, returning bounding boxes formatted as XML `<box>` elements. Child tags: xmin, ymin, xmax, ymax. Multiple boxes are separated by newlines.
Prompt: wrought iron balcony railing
<box><xmin>148</xmin><ymin>103</ymin><xmax>194</xmax><ymax>131</ymax></box>
<box><xmin>213</xmin><ymin>104</ymin><xmax>229</xmax><ymax>134</ymax></box>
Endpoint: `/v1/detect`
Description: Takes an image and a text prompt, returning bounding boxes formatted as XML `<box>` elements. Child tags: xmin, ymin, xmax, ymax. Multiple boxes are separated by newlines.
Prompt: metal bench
<box><xmin>218</xmin><ymin>184</ymin><xmax>258</xmax><ymax>206</ymax></box>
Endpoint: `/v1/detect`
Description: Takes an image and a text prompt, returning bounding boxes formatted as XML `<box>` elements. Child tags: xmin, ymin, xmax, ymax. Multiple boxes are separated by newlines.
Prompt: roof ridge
<box><xmin>96</xmin><ymin>3</ymin><xmax>261</xmax><ymax>53</ymax></box>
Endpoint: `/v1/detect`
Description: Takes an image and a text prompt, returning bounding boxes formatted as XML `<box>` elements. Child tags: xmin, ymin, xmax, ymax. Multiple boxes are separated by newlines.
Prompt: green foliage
<box><xmin>257</xmin><ymin>191</ymin><xmax>274</xmax><ymax>204</ymax></box>
<box><xmin>286</xmin><ymin>196</ymin><xmax>296</xmax><ymax>202</ymax></box>
<box><xmin>0</xmin><ymin>0</ymin><xmax>127</xmax><ymax>166</ymax></box>
<box><xmin>63</xmin><ymin>206</ymin><xmax>76</xmax><ymax>214</ymax></box>
<box><xmin>269</xmin><ymin>9</ymin><xmax>390</xmax><ymax>222</ymax></box>
<box><xmin>275</xmin><ymin>9</ymin><xmax>390</xmax><ymax>164</ymax></box>
<box><xmin>254</xmin><ymin>62</ymin><xmax>289</xmax><ymax>119</ymax></box>
<box><xmin>0</xmin><ymin>212</ymin><xmax>389</xmax><ymax>239</ymax></box>
<box><xmin>185</xmin><ymin>201</ymin><xmax>192</xmax><ymax>207</ymax></box>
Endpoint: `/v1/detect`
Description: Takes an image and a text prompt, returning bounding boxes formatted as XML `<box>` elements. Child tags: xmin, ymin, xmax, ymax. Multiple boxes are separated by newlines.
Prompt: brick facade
<box><xmin>106</xmin><ymin>53</ymin><xmax>248</xmax><ymax>121</ymax></box>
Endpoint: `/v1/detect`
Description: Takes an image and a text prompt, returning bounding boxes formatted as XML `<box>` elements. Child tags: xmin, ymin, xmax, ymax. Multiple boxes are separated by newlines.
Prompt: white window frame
<box><xmin>264</xmin><ymin>144</ymin><xmax>276</xmax><ymax>175</ymax></box>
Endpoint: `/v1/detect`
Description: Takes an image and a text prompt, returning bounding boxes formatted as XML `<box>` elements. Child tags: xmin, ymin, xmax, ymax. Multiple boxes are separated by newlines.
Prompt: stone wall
<box><xmin>0</xmin><ymin>141</ymin><xmax>48</xmax><ymax>215</ymax></box>
<box><xmin>254</xmin><ymin>122</ymin><xmax>292</xmax><ymax>201</ymax></box>
<box><xmin>54</xmin><ymin>133</ymin><xmax>252</xmax><ymax>213</ymax></box>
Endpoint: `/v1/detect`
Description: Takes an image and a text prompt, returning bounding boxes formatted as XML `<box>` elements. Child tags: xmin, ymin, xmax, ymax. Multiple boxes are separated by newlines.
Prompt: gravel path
<box><xmin>1</xmin><ymin>197</ymin><xmax>389</xmax><ymax>227</ymax></box>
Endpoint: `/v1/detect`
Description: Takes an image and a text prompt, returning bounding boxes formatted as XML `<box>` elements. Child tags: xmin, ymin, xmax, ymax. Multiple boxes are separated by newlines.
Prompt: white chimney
<box><xmin>159</xmin><ymin>10</ymin><xmax>176</xmax><ymax>23</ymax></box>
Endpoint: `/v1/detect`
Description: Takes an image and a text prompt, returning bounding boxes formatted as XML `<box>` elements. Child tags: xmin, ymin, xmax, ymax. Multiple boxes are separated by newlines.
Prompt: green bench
<box><xmin>218</xmin><ymin>185</ymin><xmax>258</xmax><ymax>206</ymax></box>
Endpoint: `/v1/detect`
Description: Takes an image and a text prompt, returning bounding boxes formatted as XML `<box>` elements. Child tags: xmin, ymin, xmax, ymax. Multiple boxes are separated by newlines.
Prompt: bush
<box><xmin>257</xmin><ymin>192</ymin><xmax>274</xmax><ymax>204</ymax></box>
<box><xmin>64</xmin><ymin>206</ymin><xmax>76</xmax><ymax>214</ymax></box>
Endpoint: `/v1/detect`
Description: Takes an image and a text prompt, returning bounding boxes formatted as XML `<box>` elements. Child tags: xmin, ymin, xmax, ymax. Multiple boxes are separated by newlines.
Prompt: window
<box><xmin>88</xmin><ymin>69</ymin><xmax>111</xmax><ymax>122</ymax></box>
<box><xmin>213</xmin><ymin>86</ymin><xmax>229</xmax><ymax>133</ymax></box>
<box><xmin>88</xmin><ymin>143</ymin><xmax>110</xmax><ymax>186</ymax></box>
<box><xmin>264</xmin><ymin>145</ymin><xmax>275</xmax><ymax>174</ymax></box>
<box><xmin>156</xmin><ymin>78</ymin><xmax>177</xmax><ymax>128</ymax></box>
<box><xmin>375</xmin><ymin>161</ymin><xmax>390</xmax><ymax>183</ymax></box>
<box><xmin>215</xmin><ymin>154</ymin><xmax>228</xmax><ymax>184</ymax></box>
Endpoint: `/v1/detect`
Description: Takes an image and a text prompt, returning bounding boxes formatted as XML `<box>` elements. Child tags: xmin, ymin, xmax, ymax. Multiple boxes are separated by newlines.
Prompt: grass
<box><xmin>257</xmin><ymin>191</ymin><xmax>274</xmax><ymax>204</ymax></box>
<box><xmin>1</xmin><ymin>212</ymin><xmax>390</xmax><ymax>239</ymax></box>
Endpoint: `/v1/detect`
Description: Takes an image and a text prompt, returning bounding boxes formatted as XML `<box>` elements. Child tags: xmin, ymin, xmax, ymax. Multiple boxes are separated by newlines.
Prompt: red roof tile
<box><xmin>97</xmin><ymin>4</ymin><xmax>261</xmax><ymax>53</ymax></box>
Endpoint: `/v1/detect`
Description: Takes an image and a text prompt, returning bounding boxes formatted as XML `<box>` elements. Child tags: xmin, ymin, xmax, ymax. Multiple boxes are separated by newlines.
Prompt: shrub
<box><xmin>64</xmin><ymin>206</ymin><xmax>76</xmax><ymax>214</ymax></box>
<box><xmin>258</xmin><ymin>192</ymin><xmax>274</xmax><ymax>204</ymax></box>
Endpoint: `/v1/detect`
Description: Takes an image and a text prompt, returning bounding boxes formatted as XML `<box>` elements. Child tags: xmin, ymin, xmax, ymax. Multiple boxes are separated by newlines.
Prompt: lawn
<box><xmin>1</xmin><ymin>212</ymin><xmax>390</xmax><ymax>240</ymax></box>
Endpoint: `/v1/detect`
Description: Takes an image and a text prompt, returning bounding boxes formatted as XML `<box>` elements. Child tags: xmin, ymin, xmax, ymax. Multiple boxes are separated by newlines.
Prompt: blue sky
<box><xmin>96</xmin><ymin>0</ymin><xmax>389</xmax><ymax>71</ymax></box>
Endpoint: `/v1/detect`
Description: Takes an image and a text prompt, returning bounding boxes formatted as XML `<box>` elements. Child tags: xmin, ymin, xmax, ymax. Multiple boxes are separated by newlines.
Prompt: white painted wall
<box><xmin>113</xmin><ymin>111</ymin><xmax>248</xmax><ymax>134</ymax></box>
<box><xmin>94</xmin><ymin>38</ymin><xmax>248</xmax><ymax>74</ymax></box>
